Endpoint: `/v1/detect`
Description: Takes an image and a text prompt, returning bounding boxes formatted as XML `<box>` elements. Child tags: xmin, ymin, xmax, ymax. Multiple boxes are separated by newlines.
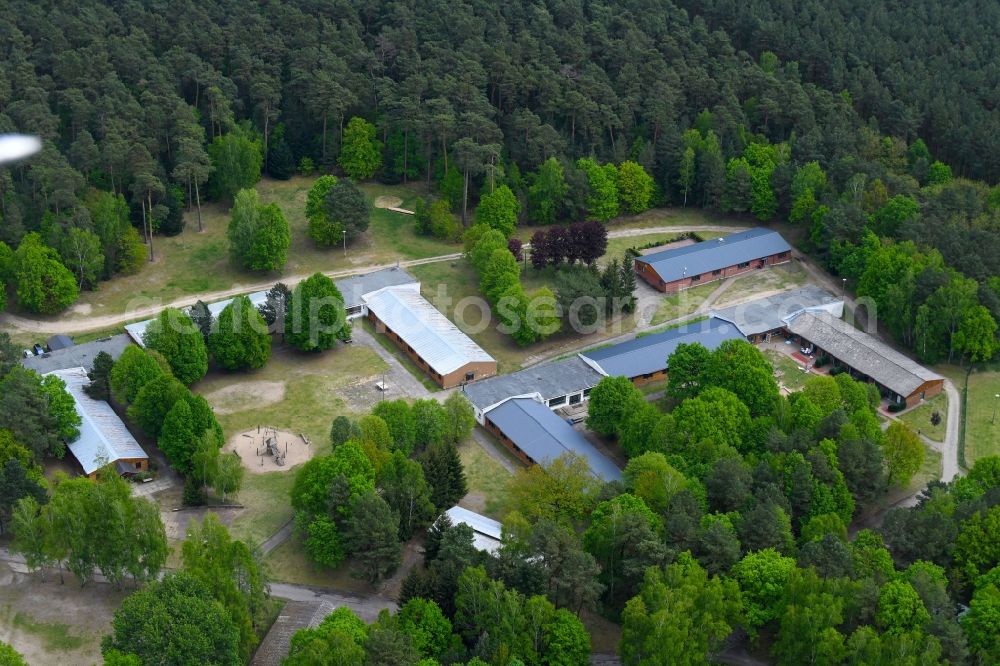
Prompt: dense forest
<box><xmin>1</xmin><ymin>0</ymin><xmax>999</xmax><ymax>360</ymax></box>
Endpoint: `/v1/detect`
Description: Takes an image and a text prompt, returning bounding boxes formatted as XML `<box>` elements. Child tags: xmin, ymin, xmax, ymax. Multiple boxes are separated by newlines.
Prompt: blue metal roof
<box><xmin>581</xmin><ymin>317</ymin><xmax>745</xmax><ymax>378</ymax></box>
<box><xmin>486</xmin><ymin>398</ymin><xmax>622</xmax><ymax>482</ymax></box>
<box><xmin>635</xmin><ymin>228</ymin><xmax>791</xmax><ymax>283</ymax></box>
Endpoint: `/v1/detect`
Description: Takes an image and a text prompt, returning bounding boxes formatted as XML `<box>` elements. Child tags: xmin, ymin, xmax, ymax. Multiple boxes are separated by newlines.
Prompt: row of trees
<box><xmin>105</xmin><ymin>344</ymin><xmax>241</xmax><ymax>499</ymax></box>
<box><xmin>465</xmin><ymin>226</ymin><xmax>560</xmax><ymax>346</ymax></box>
<box><xmin>292</xmin><ymin>394</ymin><xmax>475</xmax><ymax>582</ymax></box>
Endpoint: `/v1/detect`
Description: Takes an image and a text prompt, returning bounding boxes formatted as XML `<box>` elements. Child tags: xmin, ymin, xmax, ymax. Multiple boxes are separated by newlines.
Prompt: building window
<box><xmin>712</xmin><ymin>269</ymin><xmax>722</xmax><ymax>276</ymax></box>
<box><xmin>738</xmin><ymin>261</ymin><xmax>750</xmax><ymax>269</ymax></box>
<box><xmin>135</xmin><ymin>461</ymin><xmax>141</xmax><ymax>469</ymax></box>
<box><xmin>465</xmin><ymin>371</ymin><xmax>475</xmax><ymax>381</ymax></box>
<box><xmin>548</xmin><ymin>395</ymin><xmax>567</xmax><ymax>407</ymax></box>
<box><xmin>583</xmin><ymin>388</ymin><xmax>592</xmax><ymax>397</ymax></box>
<box><xmin>642</xmin><ymin>373</ymin><xmax>653</xmax><ymax>379</ymax></box>
<box><xmin>569</xmin><ymin>393</ymin><xmax>581</xmax><ymax>405</ymax></box>
<box><xmin>690</xmin><ymin>273</ymin><xmax>701</xmax><ymax>281</ymax></box>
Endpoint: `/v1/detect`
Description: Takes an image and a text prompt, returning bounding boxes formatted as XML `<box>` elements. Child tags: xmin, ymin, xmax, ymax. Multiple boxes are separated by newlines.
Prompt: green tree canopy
<box><xmin>285</xmin><ymin>273</ymin><xmax>351</xmax><ymax>351</ymax></box>
<box><xmin>208</xmin><ymin>126</ymin><xmax>263</xmax><ymax>201</ymax></box>
<box><xmin>142</xmin><ymin>307</ymin><xmax>209</xmax><ymax>385</ymax></box>
<box><xmin>14</xmin><ymin>232</ymin><xmax>79</xmax><ymax>313</ymax></box>
<box><xmin>474</xmin><ymin>184</ymin><xmax>520</xmax><ymax>237</ymax></box>
<box><xmin>621</xmin><ymin>553</ymin><xmax>741</xmax><ymax>666</ymax></box>
<box><xmin>208</xmin><ymin>295</ymin><xmax>272</xmax><ymax>370</ymax></box>
<box><xmin>338</xmin><ymin>117</ymin><xmax>383</xmax><ymax>180</ymax></box>
<box><xmin>102</xmin><ymin>572</ymin><xmax>241</xmax><ymax>666</ymax></box>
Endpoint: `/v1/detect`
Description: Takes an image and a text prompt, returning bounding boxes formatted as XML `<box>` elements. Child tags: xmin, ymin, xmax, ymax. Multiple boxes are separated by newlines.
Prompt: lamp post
<box><xmin>342</xmin><ymin>229</ymin><xmax>347</xmax><ymax>257</ymax></box>
<box><xmin>842</xmin><ymin>277</ymin><xmax>847</xmax><ymax>300</ymax></box>
<box><xmin>992</xmin><ymin>394</ymin><xmax>1000</xmax><ymax>425</ymax></box>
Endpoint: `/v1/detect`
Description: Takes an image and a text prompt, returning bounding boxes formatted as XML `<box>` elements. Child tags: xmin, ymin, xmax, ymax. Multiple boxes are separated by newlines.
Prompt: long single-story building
<box><xmin>711</xmin><ymin>286</ymin><xmax>844</xmax><ymax>343</ymax></box>
<box><xmin>484</xmin><ymin>397</ymin><xmax>621</xmax><ymax>482</ymax></box>
<box><xmin>365</xmin><ymin>285</ymin><xmax>497</xmax><ymax>388</ymax></box>
<box><xmin>441</xmin><ymin>506</ymin><xmax>503</xmax><ymax>554</ymax></box>
<box><xmin>44</xmin><ymin>367</ymin><xmax>149</xmax><ymax>479</ymax></box>
<box><xmin>785</xmin><ymin>311</ymin><xmax>944</xmax><ymax>405</ymax></box>
<box><xmin>462</xmin><ymin>356</ymin><xmax>605</xmax><ymax>423</ymax></box>
<box><xmin>580</xmin><ymin>317</ymin><xmax>745</xmax><ymax>385</ymax></box>
<box><xmin>22</xmin><ymin>333</ymin><xmax>133</xmax><ymax>375</ymax></box>
<box><xmin>634</xmin><ymin>228</ymin><xmax>792</xmax><ymax>293</ymax></box>
<box><xmin>125</xmin><ymin>267</ymin><xmax>420</xmax><ymax>345</ymax></box>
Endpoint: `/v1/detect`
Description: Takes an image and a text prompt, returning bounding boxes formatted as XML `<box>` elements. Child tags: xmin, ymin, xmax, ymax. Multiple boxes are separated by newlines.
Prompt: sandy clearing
<box><xmin>203</xmin><ymin>380</ymin><xmax>287</xmax><ymax>415</ymax></box>
<box><xmin>226</xmin><ymin>427</ymin><xmax>315</xmax><ymax>473</ymax></box>
<box><xmin>373</xmin><ymin>195</ymin><xmax>403</xmax><ymax>209</ymax></box>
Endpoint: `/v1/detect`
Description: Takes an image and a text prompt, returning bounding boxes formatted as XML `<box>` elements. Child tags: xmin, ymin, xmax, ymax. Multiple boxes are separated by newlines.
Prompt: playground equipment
<box><xmin>256</xmin><ymin>426</ymin><xmax>286</xmax><ymax>466</ymax></box>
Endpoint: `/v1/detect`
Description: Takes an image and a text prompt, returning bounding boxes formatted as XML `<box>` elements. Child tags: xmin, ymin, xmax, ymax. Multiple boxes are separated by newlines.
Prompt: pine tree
<box><xmin>421</xmin><ymin>442</ymin><xmax>468</xmax><ymax>510</ymax></box>
<box><xmin>84</xmin><ymin>351</ymin><xmax>114</xmax><ymax>401</ymax></box>
<box><xmin>189</xmin><ymin>301</ymin><xmax>213</xmax><ymax>341</ymax></box>
<box><xmin>620</xmin><ymin>256</ymin><xmax>637</xmax><ymax>313</ymax></box>
<box><xmin>159</xmin><ymin>399</ymin><xmax>197</xmax><ymax>473</ymax></box>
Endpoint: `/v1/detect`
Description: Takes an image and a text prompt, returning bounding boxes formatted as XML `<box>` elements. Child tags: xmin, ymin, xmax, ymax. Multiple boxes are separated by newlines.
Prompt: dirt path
<box><xmin>940</xmin><ymin>379</ymin><xmax>961</xmax><ymax>481</ymax></box>
<box><xmin>0</xmin><ymin>253</ymin><xmax>462</xmax><ymax>336</ymax></box>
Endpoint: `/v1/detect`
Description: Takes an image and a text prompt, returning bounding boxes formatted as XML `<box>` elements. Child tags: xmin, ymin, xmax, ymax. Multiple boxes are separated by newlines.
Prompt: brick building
<box><xmin>635</xmin><ymin>228</ymin><xmax>792</xmax><ymax>293</ymax></box>
<box><xmin>364</xmin><ymin>285</ymin><xmax>497</xmax><ymax>389</ymax></box>
<box><xmin>579</xmin><ymin>317</ymin><xmax>745</xmax><ymax>385</ymax></box>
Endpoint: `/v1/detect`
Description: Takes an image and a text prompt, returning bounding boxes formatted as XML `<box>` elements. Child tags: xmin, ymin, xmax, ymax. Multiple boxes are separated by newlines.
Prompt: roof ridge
<box><xmin>798</xmin><ymin>312</ymin><xmax>940</xmax><ymax>380</ymax></box>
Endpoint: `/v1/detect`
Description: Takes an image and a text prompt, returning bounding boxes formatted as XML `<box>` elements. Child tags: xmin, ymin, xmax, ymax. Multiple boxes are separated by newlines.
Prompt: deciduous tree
<box><xmin>208</xmin><ymin>295</ymin><xmax>272</xmax><ymax>371</ymax></box>
<box><xmin>142</xmin><ymin>307</ymin><xmax>209</xmax><ymax>385</ymax></box>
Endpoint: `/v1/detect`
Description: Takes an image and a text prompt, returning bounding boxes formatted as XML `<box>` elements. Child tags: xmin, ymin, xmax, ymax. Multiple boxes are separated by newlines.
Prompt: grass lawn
<box><xmin>458</xmin><ymin>436</ymin><xmax>515</xmax><ymax>519</ymax></box>
<box><xmin>410</xmin><ymin>261</ymin><xmax>637</xmax><ymax>373</ymax></box>
<box><xmin>898</xmin><ymin>393</ymin><xmax>948</xmax><ymax>443</ymax></box>
<box><xmin>264</xmin><ymin>536</ymin><xmax>375</xmax><ymax>594</ymax></box>
<box><xmin>599</xmin><ymin>231</ymin><xmax>725</xmax><ymax>265</ymax></box>
<box><xmin>197</xmin><ymin>342</ymin><xmax>388</xmax><ymax>448</ymax></box>
<box><xmin>648</xmin><ymin>282</ymin><xmax>718</xmax><ymax>326</ymax></box>
<box><xmin>229</xmin><ymin>471</ymin><xmax>298</xmax><ymax>546</ymax></box>
<box><xmin>50</xmin><ymin>178</ymin><xmax>456</xmax><ymax>324</ymax></box>
<box><xmin>712</xmin><ymin>263</ymin><xmax>809</xmax><ymax>307</ymax></box>
<box><xmin>512</xmin><ymin>207</ymin><xmax>748</xmax><ymax>244</ymax></box>
<box><xmin>938</xmin><ymin>364</ymin><xmax>1000</xmax><ymax>464</ymax></box>
<box><xmin>910</xmin><ymin>446</ymin><xmax>942</xmax><ymax>494</ymax></box>
<box><xmin>764</xmin><ymin>349</ymin><xmax>810</xmax><ymax>393</ymax></box>
<box><xmin>193</xmin><ymin>342</ymin><xmax>387</xmax><ymax>544</ymax></box>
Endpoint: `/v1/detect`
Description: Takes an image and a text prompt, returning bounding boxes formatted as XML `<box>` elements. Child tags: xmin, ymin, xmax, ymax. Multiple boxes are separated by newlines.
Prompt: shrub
<box><xmin>888</xmin><ymin>401</ymin><xmax>906</xmax><ymax>413</ymax></box>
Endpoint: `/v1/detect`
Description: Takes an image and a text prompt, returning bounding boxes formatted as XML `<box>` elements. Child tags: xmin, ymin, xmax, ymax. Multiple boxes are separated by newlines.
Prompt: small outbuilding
<box><xmin>634</xmin><ymin>228</ymin><xmax>792</xmax><ymax>293</ymax></box>
<box><xmin>46</xmin><ymin>334</ymin><xmax>75</xmax><ymax>352</ymax></box>
<box><xmin>441</xmin><ymin>506</ymin><xmax>503</xmax><ymax>554</ymax></box>
<box><xmin>44</xmin><ymin>367</ymin><xmax>149</xmax><ymax>479</ymax></box>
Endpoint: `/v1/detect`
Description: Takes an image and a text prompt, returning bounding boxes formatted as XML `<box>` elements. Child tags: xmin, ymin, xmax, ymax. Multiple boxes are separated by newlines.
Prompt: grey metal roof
<box><xmin>47</xmin><ymin>334</ymin><xmax>75</xmax><ymax>351</ymax></box>
<box><xmin>337</xmin><ymin>266</ymin><xmax>417</xmax><ymax>310</ymax></box>
<box><xmin>711</xmin><ymin>286</ymin><xmax>843</xmax><ymax>337</ymax></box>
<box><xmin>486</xmin><ymin>397</ymin><xmax>622</xmax><ymax>482</ymax></box>
<box><xmin>44</xmin><ymin>367</ymin><xmax>148</xmax><ymax>475</ymax></box>
<box><xmin>124</xmin><ymin>267</ymin><xmax>419</xmax><ymax>346</ymax></box>
<box><xmin>581</xmin><ymin>317</ymin><xmax>745</xmax><ymax>379</ymax></box>
<box><xmin>443</xmin><ymin>506</ymin><xmax>503</xmax><ymax>553</ymax></box>
<box><xmin>786</xmin><ymin>311</ymin><xmax>943</xmax><ymax>397</ymax></box>
<box><xmin>23</xmin><ymin>334</ymin><xmax>133</xmax><ymax>374</ymax></box>
<box><xmin>364</xmin><ymin>286</ymin><xmax>495</xmax><ymax>375</ymax></box>
<box><xmin>635</xmin><ymin>228</ymin><xmax>792</xmax><ymax>283</ymax></box>
<box><xmin>462</xmin><ymin>356</ymin><xmax>604</xmax><ymax>411</ymax></box>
